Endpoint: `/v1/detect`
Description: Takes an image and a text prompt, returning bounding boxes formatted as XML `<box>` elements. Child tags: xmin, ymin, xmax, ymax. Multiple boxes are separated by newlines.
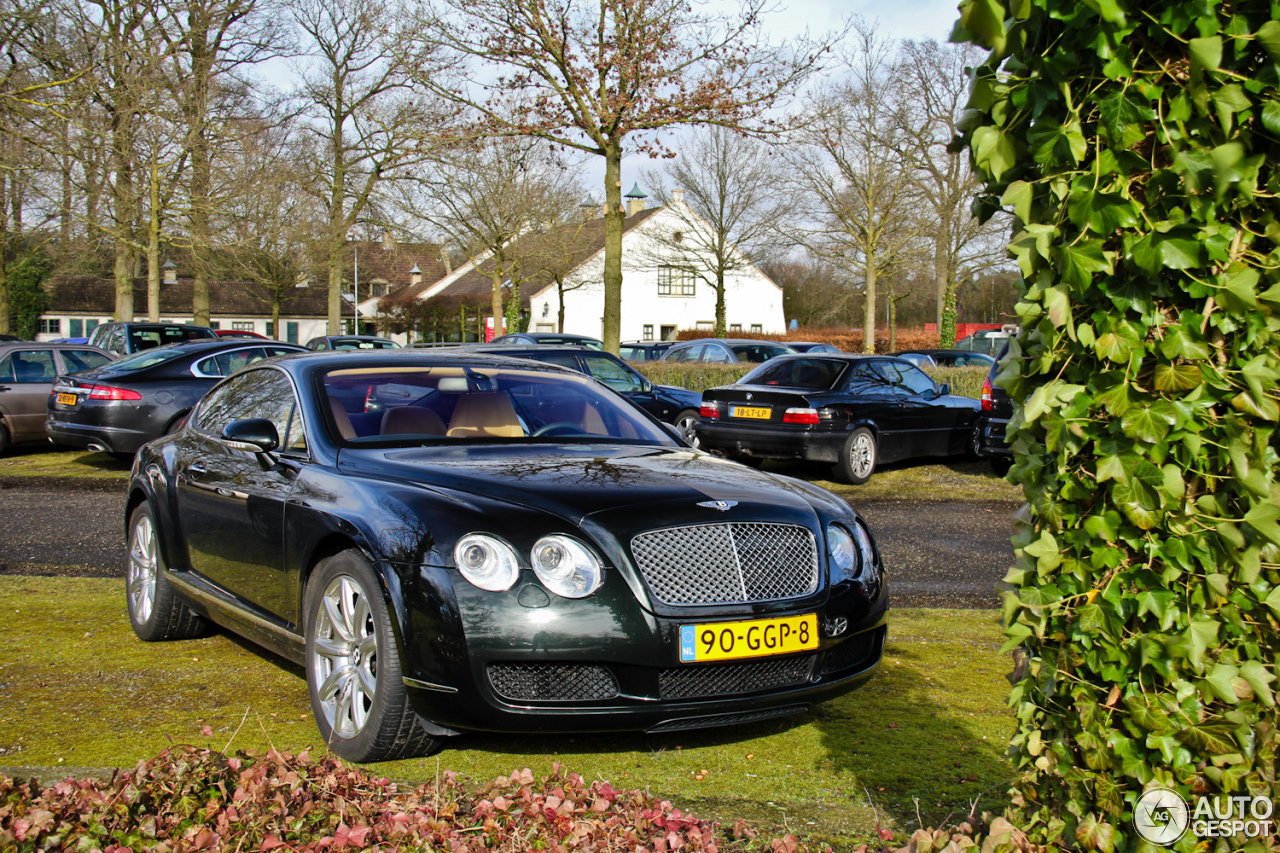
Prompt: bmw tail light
<box><xmin>88</xmin><ymin>385</ymin><xmax>142</xmax><ymax>401</ymax></box>
<box><xmin>782</xmin><ymin>407</ymin><xmax>819</xmax><ymax>425</ymax></box>
<box><xmin>981</xmin><ymin>376</ymin><xmax>993</xmax><ymax>411</ymax></box>
<box><xmin>699</xmin><ymin>404</ymin><xmax>719</xmax><ymax>419</ymax></box>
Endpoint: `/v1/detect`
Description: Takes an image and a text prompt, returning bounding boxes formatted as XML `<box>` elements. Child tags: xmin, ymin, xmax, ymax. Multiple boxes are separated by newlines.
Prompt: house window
<box><xmin>232</xmin><ymin>321</ymin><xmax>254</xmax><ymax>332</ymax></box>
<box><xmin>696</xmin><ymin>321</ymin><xmax>714</xmax><ymax>330</ymax></box>
<box><xmin>657</xmin><ymin>266</ymin><xmax>695</xmax><ymax>296</ymax></box>
<box><xmin>210</xmin><ymin>321</ymin><xmax>220</xmax><ymax>330</ymax></box>
<box><xmin>85</xmin><ymin>319</ymin><xmax>99</xmax><ymax>335</ymax></box>
<box><xmin>70</xmin><ymin>319</ymin><xmax>84</xmax><ymax>337</ymax></box>
<box><xmin>660</xmin><ymin>325</ymin><xmax>676</xmax><ymax>340</ymax></box>
<box><xmin>265</xmin><ymin>322</ymin><xmax>274</xmax><ymax>338</ymax></box>
<box><xmin>38</xmin><ymin>318</ymin><xmax>60</xmax><ymax>335</ymax></box>
<box><xmin>643</xmin><ymin>324</ymin><xmax>654</xmax><ymax>341</ymax></box>
<box><xmin>286</xmin><ymin>321</ymin><xmax>299</xmax><ymax>344</ymax></box>
<box><xmin>370</xmin><ymin>280</ymin><xmax>388</xmax><ymax>298</ymax></box>
<box><xmin>750</xmin><ymin>324</ymin><xmax>763</xmax><ymax>333</ymax></box>
<box><xmin>730</xmin><ymin>324</ymin><xmax>742</xmax><ymax>332</ymax></box>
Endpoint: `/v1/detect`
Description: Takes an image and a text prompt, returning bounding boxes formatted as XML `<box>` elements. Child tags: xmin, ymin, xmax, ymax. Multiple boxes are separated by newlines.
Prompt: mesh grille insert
<box><xmin>659</xmin><ymin>654</ymin><xmax>816</xmax><ymax>699</ymax></box>
<box><xmin>630</xmin><ymin>523</ymin><xmax>818</xmax><ymax>605</ymax></box>
<box><xmin>646</xmin><ymin>704</ymin><xmax>809</xmax><ymax>734</ymax></box>
<box><xmin>487</xmin><ymin>663</ymin><xmax>618</xmax><ymax>702</ymax></box>
<box><xmin>820</xmin><ymin>628</ymin><xmax>883</xmax><ymax>675</ymax></box>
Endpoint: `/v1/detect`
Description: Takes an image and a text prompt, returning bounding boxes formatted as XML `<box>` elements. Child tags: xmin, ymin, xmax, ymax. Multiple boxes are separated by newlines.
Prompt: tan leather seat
<box><xmin>329</xmin><ymin>398</ymin><xmax>356</xmax><ymax>440</ymax></box>
<box><xmin>446</xmin><ymin>392</ymin><xmax>523</xmax><ymax>438</ymax></box>
<box><xmin>381</xmin><ymin>406</ymin><xmax>446</xmax><ymax>436</ymax></box>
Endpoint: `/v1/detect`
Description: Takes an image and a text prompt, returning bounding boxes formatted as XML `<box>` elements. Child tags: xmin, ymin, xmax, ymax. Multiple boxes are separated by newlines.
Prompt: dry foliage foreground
<box><xmin>0</xmin><ymin>745</ymin><xmax>1033</xmax><ymax>853</ymax></box>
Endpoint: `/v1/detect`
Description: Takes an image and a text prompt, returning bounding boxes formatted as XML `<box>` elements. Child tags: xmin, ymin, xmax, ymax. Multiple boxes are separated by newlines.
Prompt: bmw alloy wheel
<box><xmin>311</xmin><ymin>575</ymin><xmax>379</xmax><ymax>740</ymax></box>
<box><xmin>675</xmin><ymin>410</ymin><xmax>701</xmax><ymax>449</ymax></box>
<box><xmin>849</xmin><ymin>431</ymin><xmax>875</xmax><ymax>479</ymax></box>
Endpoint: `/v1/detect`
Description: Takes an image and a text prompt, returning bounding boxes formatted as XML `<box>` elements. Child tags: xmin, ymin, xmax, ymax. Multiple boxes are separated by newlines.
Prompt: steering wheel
<box><xmin>532</xmin><ymin>422</ymin><xmax>589</xmax><ymax>437</ymax></box>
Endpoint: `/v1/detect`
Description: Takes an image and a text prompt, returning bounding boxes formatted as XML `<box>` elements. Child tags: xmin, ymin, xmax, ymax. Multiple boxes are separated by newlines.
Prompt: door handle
<box><xmin>0</xmin><ymin>385</ymin><xmax>9</xmax><ymax>392</ymax></box>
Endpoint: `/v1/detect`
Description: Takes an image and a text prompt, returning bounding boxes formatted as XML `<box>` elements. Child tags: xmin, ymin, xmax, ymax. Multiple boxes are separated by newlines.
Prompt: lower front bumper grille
<box><xmin>820</xmin><ymin>626</ymin><xmax>885</xmax><ymax>676</ymax></box>
<box><xmin>487</xmin><ymin>663</ymin><xmax>619</xmax><ymax>702</ymax></box>
<box><xmin>658</xmin><ymin>654</ymin><xmax>816</xmax><ymax>699</ymax></box>
<box><xmin>646</xmin><ymin>704</ymin><xmax>810</xmax><ymax>734</ymax></box>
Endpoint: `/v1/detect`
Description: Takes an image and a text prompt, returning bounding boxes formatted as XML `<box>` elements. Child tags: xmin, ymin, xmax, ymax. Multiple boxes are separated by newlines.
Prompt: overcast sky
<box><xmin>772</xmin><ymin>0</ymin><xmax>961</xmax><ymax>43</ymax></box>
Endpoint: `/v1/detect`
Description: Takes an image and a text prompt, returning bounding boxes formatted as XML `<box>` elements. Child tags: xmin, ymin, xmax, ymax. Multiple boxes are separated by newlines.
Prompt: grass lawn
<box><xmin>0</xmin><ymin>445</ymin><xmax>130</xmax><ymax>479</ymax></box>
<box><xmin>0</xmin><ymin>577</ymin><xmax>1015</xmax><ymax>846</ymax></box>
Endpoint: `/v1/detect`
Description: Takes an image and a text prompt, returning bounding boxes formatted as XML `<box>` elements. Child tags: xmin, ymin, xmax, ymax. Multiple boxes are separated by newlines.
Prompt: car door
<box><xmin>0</xmin><ymin>348</ymin><xmax>59</xmax><ymax>442</ymax></box>
<box><xmin>878</xmin><ymin>361</ymin><xmax>958</xmax><ymax>456</ymax></box>
<box><xmin>842</xmin><ymin>361</ymin><xmax>908</xmax><ymax>461</ymax></box>
<box><xmin>175</xmin><ymin>367</ymin><xmax>302</xmax><ymax>619</ymax></box>
<box><xmin>576</xmin><ymin>353</ymin><xmax>666</xmax><ymax>416</ymax></box>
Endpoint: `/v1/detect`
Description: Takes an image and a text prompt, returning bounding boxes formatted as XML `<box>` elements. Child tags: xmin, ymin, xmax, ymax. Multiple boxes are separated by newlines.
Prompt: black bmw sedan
<box><xmin>124</xmin><ymin>350</ymin><xmax>887</xmax><ymax>762</ymax></box>
<box><xmin>47</xmin><ymin>339</ymin><xmax>305</xmax><ymax>455</ymax></box>
<box><xmin>697</xmin><ymin>354</ymin><xmax>983</xmax><ymax>484</ymax></box>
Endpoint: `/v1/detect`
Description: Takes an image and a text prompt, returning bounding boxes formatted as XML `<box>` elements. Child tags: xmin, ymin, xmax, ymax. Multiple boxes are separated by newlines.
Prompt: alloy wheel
<box><xmin>676</xmin><ymin>413</ymin><xmax>701</xmax><ymax>449</ymax></box>
<box><xmin>311</xmin><ymin>575</ymin><xmax>378</xmax><ymax>740</ymax></box>
<box><xmin>128</xmin><ymin>512</ymin><xmax>157</xmax><ymax>624</ymax></box>
<box><xmin>850</xmin><ymin>432</ymin><xmax>875</xmax><ymax>479</ymax></box>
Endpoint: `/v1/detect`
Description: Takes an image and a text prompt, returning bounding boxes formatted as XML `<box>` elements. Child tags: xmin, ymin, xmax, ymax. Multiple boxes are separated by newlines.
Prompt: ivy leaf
<box><xmin>1000</xmin><ymin>621</ymin><xmax>1034</xmax><ymax>654</ymax></box>
<box><xmin>973</xmin><ymin>126</ymin><xmax>1017</xmax><ymax>179</ymax></box>
<box><xmin>1153</xmin><ymin>362</ymin><xmax>1202</xmax><ymax>392</ymax></box>
<box><xmin>1158</xmin><ymin>236</ymin><xmax>1205</xmax><ymax>269</ymax></box>
<box><xmin>1176</xmin><ymin>723</ymin><xmax>1239</xmax><ymax>754</ymax></box>
<box><xmin>1243</xmin><ymin>501</ymin><xmax>1280</xmax><ymax>545</ymax></box>
<box><xmin>1222</xmin><ymin>267</ymin><xmax>1259</xmax><ymax>308</ymax></box>
<box><xmin>959</xmin><ymin>0</ymin><xmax>1007</xmax><ymax>54</ymax></box>
<box><xmin>1239</xmin><ymin>661</ymin><xmax>1275</xmax><ymax>707</ymax></box>
<box><xmin>1205</xmin><ymin>663</ymin><xmax>1241</xmax><ymax>704</ymax></box>
<box><xmin>1055</xmin><ymin>242</ymin><xmax>1113</xmax><ymax>288</ymax></box>
<box><xmin>1265</xmin><ymin>586</ymin><xmax>1280</xmax><ymax>619</ymax></box>
<box><xmin>1112</xmin><ymin>479</ymin><xmax>1161</xmax><ymax>529</ymax></box>
<box><xmin>1120</xmin><ymin>403</ymin><xmax>1177</xmax><ymax>444</ymax></box>
<box><xmin>1068</xmin><ymin>188</ymin><xmax>1139</xmax><ymax>235</ymax></box>
<box><xmin>1020</xmin><ymin>583</ymin><xmax>1064</xmax><ymax>608</ymax></box>
<box><xmin>1185</xmin><ymin>620</ymin><xmax>1220</xmax><ymax>672</ymax></box>
<box><xmin>1258</xmin><ymin>20</ymin><xmax>1280</xmax><ymax>64</ymax></box>
<box><xmin>1159</xmin><ymin>325</ymin><xmax>1211</xmax><ymax>360</ymax></box>
<box><xmin>1002</xmin><ymin>180</ymin><xmax>1033</xmax><ymax>223</ymax></box>
<box><xmin>1074</xmin><ymin>813</ymin><xmax>1115</xmax><ymax>853</ymax></box>
<box><xmin>1262</xmin><ymin>100</ymin><xmax>1280</xmax><ymax>136</ymax></box>
<box><xmin>1190</xmin><ymin>36</ymin><xmax>1223</xmax><ymax>83</ymax></box>
<box><xmin>1043</xmin><ymin>285</ymin><xmax>1072</xmax><ymax>328</ymax></box>
<box><xmin>1098</xmin><ymin>90</ymin><xmax>1153</xmax><ymax>148</ymax></box>
<box><xmin>1029</xmin><ymin>118</ymin><xmax>1088</xmax><ymax>166</ymax></box>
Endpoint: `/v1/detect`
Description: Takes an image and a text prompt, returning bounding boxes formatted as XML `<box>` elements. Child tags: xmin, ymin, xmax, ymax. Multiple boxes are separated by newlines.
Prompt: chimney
<box><xmin>162</xmin><ymin>259</ymin><xmax>177</xmax><ymax>284</ymax></box>
<box><xmin>624</xmin><ymin>182</ymin><xmax>648</xmax><ymax>217</ymax></box>
<box><xmin>671</xmin><ymin>188</ymin><xmax>684</xmax><ymax>205</ymax></box>
<box><xmin>441</xmin><ymin>251</ymin><xmax>452</xmax><ymax>275</ymax></box>
<box><xmin>382</xmin><ymin>230</ymin><xmax>395</xmax><ymax>250</ymax></box>
<box><xmin>410</xmin><ymin>262</ymin><xmax>422</xmax><ymax>287</ymax></box>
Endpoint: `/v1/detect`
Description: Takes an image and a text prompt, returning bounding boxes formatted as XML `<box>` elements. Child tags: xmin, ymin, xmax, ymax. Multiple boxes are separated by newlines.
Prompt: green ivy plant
<box><xmin>953</xmin><ymin>0</ymin><xmax>1280</xmax><ymax>850</ymax></box>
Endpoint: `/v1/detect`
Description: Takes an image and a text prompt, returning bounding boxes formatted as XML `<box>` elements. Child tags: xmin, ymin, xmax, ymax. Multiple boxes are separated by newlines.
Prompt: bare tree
<box><xmin>400</xmin><ymin>0</ymin><xmax>832</xmax><ymax>354</ymax></box>
<box><xmin>400</xmin><ymin>138</ymin><xmax>582</xmax><ymax>334</ymax></box>
<box><xmin>892</xmin><ymin>38</ymin><xmax>1008</xmax><ymax>345</ymax></box>
<box><xmin>788</xmin><ymin>22</ymin><xmax>921</xmax><ymax>353</ymax></box>
<box><xmin>639</xmin><ymin>127</ymin><xmax>791</xmax><ymax>338</ymax></box>
<box><xmin>165</xmin><ymin>0</ymin><xmax>288</xmax><ymax>326</ymax></box>
<box><xmin>291</xmin><ymin>0</ymin><xmax>442</xmax><ymax>334</ymax></box>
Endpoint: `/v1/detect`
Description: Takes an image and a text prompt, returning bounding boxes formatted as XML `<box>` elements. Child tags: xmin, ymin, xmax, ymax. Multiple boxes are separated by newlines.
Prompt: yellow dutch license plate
<box><xmin>56</xmin><ymin>393</ymin><xmax>77</xmax><ymax>406</ymax></box>
<box><xmin>679</xmin><ymin>613</ymin><xmax>818</xmax><ymax>662</ymax></box>
<box><xmin>731</xmin><ymin>405</ymin><xmax>770</xmax><ymax>419</ymax></box>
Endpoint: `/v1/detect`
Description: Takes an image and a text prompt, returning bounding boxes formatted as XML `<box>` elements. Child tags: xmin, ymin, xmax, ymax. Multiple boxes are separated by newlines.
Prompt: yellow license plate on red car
<box><xmin>679</xmin><ymin>613</ymin><xmax>818</xmax><ymax>662</ymax></box>
<box><xmin>56</xmin><ymin>393</ymin><xmax>77</xmax><ymax>406</ymax></box>
<box><xmin>731</xmin><ymin>405</ymin><xmax>770</xmax><ymax>419</ymax></box>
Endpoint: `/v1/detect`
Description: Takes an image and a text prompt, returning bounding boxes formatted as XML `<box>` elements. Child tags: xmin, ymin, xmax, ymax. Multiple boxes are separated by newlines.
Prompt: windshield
<box><xmin>321</xmin><ymin>365</ymin><xmax>675</xmax><ymax>446</ymax></box>
<box><xmin>128</xmin><ymin>326</ymin><xmax>215</xmax><ymax>351</ymax></box>
<box><xmin>740</xmin><ymin>357</ymin><xmax>847</xmax><ymax>390</ymax></box>
<box><xmin>333</xmin><ymin>339</ymin><xmax>398</xmax><ymax>350</ymax></box>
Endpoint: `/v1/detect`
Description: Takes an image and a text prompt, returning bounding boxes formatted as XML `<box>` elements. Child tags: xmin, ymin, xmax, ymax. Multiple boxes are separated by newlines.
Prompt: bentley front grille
<box><xmin>630</xmin><ymin>522</ymin><xmax>819</xmax><ymax>605</ymax></box>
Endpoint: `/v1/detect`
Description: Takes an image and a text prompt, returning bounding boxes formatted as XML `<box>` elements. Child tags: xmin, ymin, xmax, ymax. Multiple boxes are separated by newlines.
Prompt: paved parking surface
<box><xmin>0</xmin><ymin>481</ymin><xmax>1017</xmax><ymax>607</ymax></box>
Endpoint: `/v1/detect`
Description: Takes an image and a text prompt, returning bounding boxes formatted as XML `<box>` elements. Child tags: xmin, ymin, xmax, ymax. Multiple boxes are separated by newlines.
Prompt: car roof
<box><xmin>461</xmin><ymin>344</ymin><xmax>619</xmax><ymax>357</ymax></box>
<box><xmin>121</xmin><ymin>338</ymin><xmax>305</xmax><ymax>358</ymax></box>
<box><xmin>671</xmin><ymin>338</ymin><xmax>791</xmax><ymax>346</ymax></box>
<box><xmin>0</xmin><ymin>341</ymin><xmax>108</xmax><ymax>351</ymax></box>
<box><xmin>277</xmin><ymin>349</ymin><xmax>590</xmax><ymax>378</ymax></box>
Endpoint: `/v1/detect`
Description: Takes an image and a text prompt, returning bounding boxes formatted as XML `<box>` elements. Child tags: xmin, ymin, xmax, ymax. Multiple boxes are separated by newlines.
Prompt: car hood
<box><xmin>337</xmin><ymin>444</ymin><xmax>823</xmax><ymax>525</ymax></box>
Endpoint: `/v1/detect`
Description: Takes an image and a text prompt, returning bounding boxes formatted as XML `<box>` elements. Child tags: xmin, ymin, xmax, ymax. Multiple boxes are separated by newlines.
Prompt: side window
<box><xmin>700</xmin><ymin>345</ymin><xmax>732</xmax><ymax>364</ymax></box>
<box><xmin>525</xmin><ymin>353</ymin><xmax>582</xmax><ymax>372</ymax></box>
<box><xmin>108</xmin><ymin>327</ymin><xmax>127</xmax><ymax>354</ymax></box>
<box><xmin>60</xmin><ymin>349</ymin><xmax>112</xmax><ymax>373</ymax></box>
<box><xmin>582</xmin><ymin>355</ymin><xmax>644</xmax><ymax>393</ymax></box>
<box><xmin>195</xmin><ymin>368</ymin><xmax>298</xmax><ymax>445</ymax></box>
<box><xmin>2</xmin><ymin>349</ymin><xmax>57</xmax><ymax>383</ymax></box>
<box><xmin>897</xmin><ymin>364</ymin><xmax>940</xmax><ymax>396</ymax></box>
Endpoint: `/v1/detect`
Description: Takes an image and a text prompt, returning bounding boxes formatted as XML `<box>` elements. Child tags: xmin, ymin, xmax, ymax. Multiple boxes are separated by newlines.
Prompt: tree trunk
<box><xmin>715</xmin><ymin>271</ymin><xmax>727</xmax><ymax>338</ymax></box>
<box><xmin>187</xmin><ymin>17</ymin><xmax>212</xmax><ymax>327</ymax></box>
<box><xmin>862</xmin><ymin>263</ymin><xmax>877</xmax><ymax>354</ymax></box>
<box><xmin>271</xmin><ymin>298</ymin><xmax>281</xmax><ymax>340</ymax></box>
<box><xmin>557</xmin><ymin>280</ymin><xmax>566</xmax><ymax>333</ymax></box>
<box><xmin>601</xmin><ymin>143</ymin><xmax>624</xmax><ymax>355</ymax></box>
<box><xmin>110</xmin><ymin>102</ymin><xmax>136</xmax><ymax>321</ymax></box>
<box><xmin>489</xmin><ymin>269</ymin><xmax>504</xmax><ymax>337</ymax></box>
<box><xmin>0</xmin><ymin>175</ymin><xmax>8</xmax><ymax>335</ymax></box>
<box><xmin>887</xmin><ymin>283</ymin><xmax>897</xmax><ymax>352</ymax></box>
<box><xmin>114</xmin><ymin>241</ymin><xmax>134</xmax><ymax>320</ymax></box>
<box><xmin>934</xmin><ymin>222</ymin><xmax>949</xmax><ymax>328</ymax></box>
<box><xmin>146</xmin><ymin>159</ymin><xmax>161</xmax><ymax>322</ymax></box>
<box><xmin>328</xmin><ymin>241</ymin><xmax>344</xmax><ymax>335</ymax></box>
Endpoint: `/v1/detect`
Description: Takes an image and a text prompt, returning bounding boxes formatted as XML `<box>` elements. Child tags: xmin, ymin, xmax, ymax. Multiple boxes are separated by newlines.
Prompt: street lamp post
<box><xmin>352</xmin><ymin>240</ymin><xmax>359</xmax><ymax>335</ymax></box>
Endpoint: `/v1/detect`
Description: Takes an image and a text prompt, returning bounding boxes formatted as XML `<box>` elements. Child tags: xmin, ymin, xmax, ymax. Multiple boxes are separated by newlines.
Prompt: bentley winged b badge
<box><xmin>697</xmin><ymin>500</ymin><xmax>738</xmax><ymax>511</ymax></box>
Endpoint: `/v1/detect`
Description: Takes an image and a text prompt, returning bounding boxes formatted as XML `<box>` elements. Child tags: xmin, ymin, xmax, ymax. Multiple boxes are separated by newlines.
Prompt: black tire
<box><xmin>834</xmin><ymin>427</ymin><xmax>877</xmax><ymax>485</ymax></box>
<box><xmin>304</xmin><ymin>549</ymin><xmax>440</xmax><ymax>762</ymax></box>
<box><xmin>968</xmin><ymin>421</ymin><xmax>985</xmax><ymax>460</ymax></box>
<box><xmin>990</xmin><ymin>455</ymin><xmax>1013</xmax><ymax>477</ymax></box>
<box><xmin>164</xmin><ymin>413</ymin><xmax>188</xmax><ymax>435</ymax></box>
<box><xmin>673</xmin><ymin>409</ymin><xmax>701</xmax><ymax>449</ymax></box>
<box><xmin>126</xmin><ymin>502</ymin><xmax>211</xmax><ymax>641</ymax></box>
<box><xmin>0</xmin><ymin>422</ymin><xmax>9</xmax><ymax>456</ymax></box>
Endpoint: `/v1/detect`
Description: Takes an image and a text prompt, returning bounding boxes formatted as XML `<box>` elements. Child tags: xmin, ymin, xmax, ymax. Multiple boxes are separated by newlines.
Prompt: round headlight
<box><xmin>453</xmin><ymin>534</ymin><xmax>520</xmax><ymax>592</ymax></box>
<box><xmin>827</xmin><ymin>524</ymin><xmax>858</xmax><ymax>580</ymax></box>
<box><xmin>531</xmin><ymin>535</ymin><xmax>603</xmax><ymax>598</ymax></box>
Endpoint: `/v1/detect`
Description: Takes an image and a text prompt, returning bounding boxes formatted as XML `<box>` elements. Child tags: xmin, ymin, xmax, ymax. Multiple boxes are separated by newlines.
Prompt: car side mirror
<box><xmin>939</xmin><ymin>383</ymin><xmax>951</xmax><ymax>396</ymax></box>
<box><xmin>222</xmin><ymin>418</ymin><xmax>280</xmax><ymax>453</ymax></box>
<box><xmin>641</xmin><ymin>379</ymin><xmax>653</xmax><ymax>393</ymax></box>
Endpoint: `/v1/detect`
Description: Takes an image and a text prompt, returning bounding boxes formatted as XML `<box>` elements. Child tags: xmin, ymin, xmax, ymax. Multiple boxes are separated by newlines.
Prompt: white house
<box><xmin>373</xmin><ymin>191</ymin><xmax>786</xmax><ymax>342</ymax></box>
